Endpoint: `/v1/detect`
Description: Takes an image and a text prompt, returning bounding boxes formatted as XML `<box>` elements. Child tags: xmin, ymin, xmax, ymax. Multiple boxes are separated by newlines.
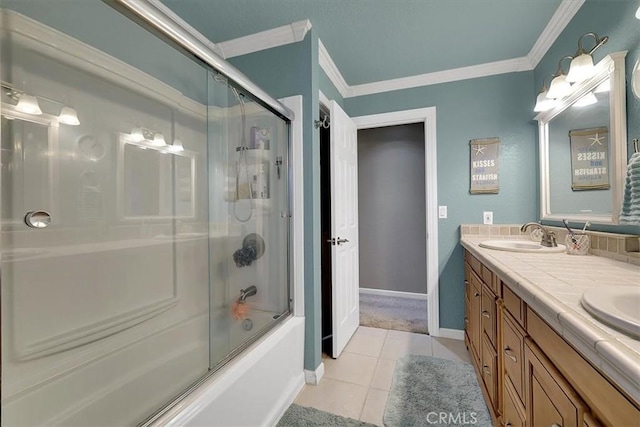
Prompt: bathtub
<box><xmin>152</xmin><ymin>315</ymin><xmax>305</xmax><ymax>426</ymax></box>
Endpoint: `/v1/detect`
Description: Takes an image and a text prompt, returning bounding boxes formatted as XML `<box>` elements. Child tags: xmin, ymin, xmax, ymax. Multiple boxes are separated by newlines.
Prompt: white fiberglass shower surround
<box><xmin>0</xmin><ymin>1</ymin><xmax>304</xmax><ymax>426</ymax></box>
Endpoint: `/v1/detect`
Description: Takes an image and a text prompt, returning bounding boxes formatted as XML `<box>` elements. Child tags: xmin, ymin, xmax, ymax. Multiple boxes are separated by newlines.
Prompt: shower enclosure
<box><xmin>0</xmin><ymin>1</ymin><xmax>292</xmax><ymax>425</ymax></box>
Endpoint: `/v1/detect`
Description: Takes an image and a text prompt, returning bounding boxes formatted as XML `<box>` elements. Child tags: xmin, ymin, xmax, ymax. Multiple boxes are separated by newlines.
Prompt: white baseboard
<box><xmin>304</xmin><ymin>362</ymin><xmax>325</xmax><ymax>385</ymax></box>
<box><xmin>438</xmin><ymin>328</ymin><xmax>465</xmax><ymax>340</ymax></box>
<box><xmin>359</xmin><ymin>287</ymin><xmax>428</xmax><ymax>300</ymax></box>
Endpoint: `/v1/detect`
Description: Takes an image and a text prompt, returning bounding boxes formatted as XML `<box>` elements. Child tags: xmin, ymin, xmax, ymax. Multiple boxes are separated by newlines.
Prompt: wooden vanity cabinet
<box><xmin>524</xmin><ymin>338</ymin><xmax>586</xmax><ymax>427</ymax></box>
<box><xmin>462</xmin><ymin>249</ymin><xmax>640</xmax><ymax>427</ymax></box>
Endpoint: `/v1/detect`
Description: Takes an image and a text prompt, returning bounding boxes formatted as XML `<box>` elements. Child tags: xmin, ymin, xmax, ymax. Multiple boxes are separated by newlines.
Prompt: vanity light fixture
<box><xmin>58</xmin><ymin>106</ymin><xmax>80</xmax><ymax>126</ymax></box>
<box><xmin>166</xmin><ymin>138</ymin><xmax>184</xmax><ymax>152</ymax></box>
<box><xmin>572</xmin><ymin>91</ymin><xmax>598</xmax><ymax>107</ymax></box>
<box><xmin>566</xmin><ymin>33</ymin><xmax>609</xmax><ymax>83</ymax></box>
<box><xmin>636</xmin><ymin>3</ymin><xmax>640</xmax><ymax>19</ymax></box>
<box><xmin>546</xmin><ymin>56</ymin><xmax>573</xmax><ymax>99</ymax></box>
<box><xmin>534</xmin><ymin>75</ymin><xmax>558</xmax><ymax>112</ymax></box>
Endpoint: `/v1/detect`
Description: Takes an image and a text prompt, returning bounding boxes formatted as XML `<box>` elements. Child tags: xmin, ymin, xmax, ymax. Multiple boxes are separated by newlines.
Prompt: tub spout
<box><xmin>238</xmin><ymin>285</ymin><xmax>257</xmax><ymax>302</ymax></box>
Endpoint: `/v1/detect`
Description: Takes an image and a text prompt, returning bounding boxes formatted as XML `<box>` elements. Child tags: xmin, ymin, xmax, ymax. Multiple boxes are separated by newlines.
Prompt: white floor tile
<box><xmin>294</xmin><ymin>378</ymin><xmax>368</xmax><ymax>420</ymax></box>
<box><xmin>344</xmin><ymin>331</ymin><xmax>386</xmax><ymax>357</ymax></box>
<box><xmin>432</xmin><ymin>337</ymin><xmax>472</xmax><ymax>364</ymax></box>
<box><xmin>370</xmin><ymin>358</ymin><xmax>396</xmax><ymax>391</ymax></box>
<box><xmin>380</xmin><ymin>333</ymin><xmax>433</xmax><ymax>360</ymax></box>
<box><xmin>359</xmin><ymin>388</ymin><xmax>389</xmax><ymax>426</ymax></box>
<box><xmin>323</xmin><ymin>352</ymin><xmax>378</xmax><ymax>386</ymax></box>
<box><xmin>355</xmin><ymin>326</ymin><xmax>389</xmax><ymax>338</ymax></box>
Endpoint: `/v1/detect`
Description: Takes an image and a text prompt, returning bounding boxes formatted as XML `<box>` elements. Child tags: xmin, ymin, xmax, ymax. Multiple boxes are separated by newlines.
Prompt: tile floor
<box><xmin>293</xmin><ymin>326</ymin><xmax>472</xmax><ymax>426</ymax></box>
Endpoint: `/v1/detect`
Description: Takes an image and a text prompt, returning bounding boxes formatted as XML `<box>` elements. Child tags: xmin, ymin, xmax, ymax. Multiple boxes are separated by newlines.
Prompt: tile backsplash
<box><xmin>460</xmin><ymin>224</ymin><xmax>640</xmax><ymax>266</ymax></box>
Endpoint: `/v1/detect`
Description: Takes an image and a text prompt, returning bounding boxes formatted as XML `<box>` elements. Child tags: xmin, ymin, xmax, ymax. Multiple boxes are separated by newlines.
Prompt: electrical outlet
<box><xmin>438</xmin><ymin>206</ymin><xmax>447</xmax><ymax>219</ymax></box>
<box><xmin>483</xmin><ymin>211</ymin><xmax>493</xmax><ymax>225</ymax></box>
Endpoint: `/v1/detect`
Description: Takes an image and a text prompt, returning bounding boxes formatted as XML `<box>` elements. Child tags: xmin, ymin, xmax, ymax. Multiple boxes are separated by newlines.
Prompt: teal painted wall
<box><xmin>534</xmin><ymin>0</ymin><xmax>640</xmax><ymax>235</ymax></box>
<box><xmin>319</xmin><ymin>68</ymin><xmax>344</xmax><ymax>108</ymax></box>
<box><xmin>229</xmin><ymin>33</ymin><xmax>323</xmax><ymax>371</ymax></box>
<box><xmin>345</xmin><ymin>72</ymin><xmax>538</xmax><ymax>330</ymax></box>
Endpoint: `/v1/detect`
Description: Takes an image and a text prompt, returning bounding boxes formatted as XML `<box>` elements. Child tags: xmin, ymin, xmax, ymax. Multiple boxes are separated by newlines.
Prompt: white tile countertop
<box><xmin>460</xmin><ymin>237</ymin><xmax>640</xmax><ymax>405</ymax></box>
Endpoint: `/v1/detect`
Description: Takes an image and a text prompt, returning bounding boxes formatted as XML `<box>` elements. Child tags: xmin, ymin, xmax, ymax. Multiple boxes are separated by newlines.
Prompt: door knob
<box><xmin>336</xmin><ymin>238</ymin><xmax>349</xmax><ymax>245</ymax></box>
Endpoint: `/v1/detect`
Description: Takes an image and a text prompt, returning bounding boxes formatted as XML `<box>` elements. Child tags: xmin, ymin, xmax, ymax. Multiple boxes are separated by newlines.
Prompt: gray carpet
<box><xmin>360</xmin><ymin>293</ymin><xmax>428</xmax><ymax>334</ymax></box>
<box><xmin>384</xmin><ymin>355</ymin><xmax>491</xmax><ymax>427</ymax></box>
<box><xmin>277</xmin><ymin>404</ymin><xmax>378</xmax><ymax>427</ymax></box>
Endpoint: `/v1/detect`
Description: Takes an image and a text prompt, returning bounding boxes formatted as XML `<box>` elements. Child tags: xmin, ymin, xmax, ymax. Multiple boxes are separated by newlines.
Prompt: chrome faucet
<box><xmin>520</xmin><ymin>222</ymin><xmax>557</xmax><ymax>247</ymax></box>
<box><xmin>238</xmin><ymin>285</ymin><xmax>257</xmax><ymax>302</ymax></box>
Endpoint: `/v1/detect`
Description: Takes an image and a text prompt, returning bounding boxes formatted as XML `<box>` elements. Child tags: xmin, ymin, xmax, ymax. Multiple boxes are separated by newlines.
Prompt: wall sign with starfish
<box><xmin>569</xmin><ymin>126</ymin><xmax>610</xmax><ymax>190</ymax></box>
<box><xmin>469</xmin><ymin>137</ymin><xmax>500</xmax><ymax>194</ymax></box>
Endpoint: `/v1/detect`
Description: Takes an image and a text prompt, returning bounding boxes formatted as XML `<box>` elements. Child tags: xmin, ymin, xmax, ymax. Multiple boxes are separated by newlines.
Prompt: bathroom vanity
<box><xmin>461</xmin><ymin>233</ymin><xmax>640</xmax><ymax>426</ymax></box>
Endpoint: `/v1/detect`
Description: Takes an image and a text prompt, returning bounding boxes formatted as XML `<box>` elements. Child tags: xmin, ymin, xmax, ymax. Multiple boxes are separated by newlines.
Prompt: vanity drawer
<box><xmin>481</xmin><ymin>284</ymin><xmax>497</xmax><ymax>347</ymax></box>
<box><xmin>501</xmin><ymin>309</ymin><xmax>526</xmax><ymax>403</ymax></box>
<box><xmin>481</xmin><ymin>334</ymin><xmax>497</xmax><ymax>407</ymax></box>
<box><xmin>465</xmin><ymin>251</ymin><xmax>483</xmax><ymax>279</ymax></box>
<box><xmin>503</xmin><ymin>376</ymin><xmax>525</xmax><ymax>427</ymax></box>
<box><xmin>502</xmin><ymin>284</ymin><xmax>525</xmax><ymax>328</ymax></box>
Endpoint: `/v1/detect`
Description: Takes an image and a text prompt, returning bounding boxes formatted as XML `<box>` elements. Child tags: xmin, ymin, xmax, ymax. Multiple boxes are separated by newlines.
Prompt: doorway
<box><xmin>357</xmin><ymin>123</ymin><xmax>428</xmax><ymax>334</ymax></box>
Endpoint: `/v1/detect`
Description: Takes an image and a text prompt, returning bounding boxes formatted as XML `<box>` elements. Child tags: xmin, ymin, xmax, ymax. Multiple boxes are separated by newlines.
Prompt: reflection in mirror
<box><xmin>536</xmin><ymin>52</ymin><xmax>627</xmax><ymax>224</ymax></box>
<box><xmin>548</xmin><ymin>80</ymin><xmax>610</xmax><ymax>215</ymax></box>
<box><xmin>119</xmin><ymin>134</ymin><xmax>195</xmax><ymax>219</ymax></box>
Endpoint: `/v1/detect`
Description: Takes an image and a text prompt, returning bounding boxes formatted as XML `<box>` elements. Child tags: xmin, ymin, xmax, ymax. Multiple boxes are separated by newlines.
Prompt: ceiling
<box><xmin>161</xmin><ymin>0</ymin><xmax>566</xmax><ymax>87</ymax></box>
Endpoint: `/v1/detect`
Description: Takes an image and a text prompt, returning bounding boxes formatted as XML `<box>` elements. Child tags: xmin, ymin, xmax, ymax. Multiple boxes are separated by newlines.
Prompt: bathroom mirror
<box><xmin>117</xmin><ymin>134</ymin><xmax>195</xmax><ymax>220</ymax></box>
<box><xmin>535</xmin><ymin>51</ymin><xmax>627</xmax><ymax>224</ymax></box>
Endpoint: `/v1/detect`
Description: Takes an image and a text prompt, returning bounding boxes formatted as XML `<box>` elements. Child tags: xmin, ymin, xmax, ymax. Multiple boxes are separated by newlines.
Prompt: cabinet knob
<box><xmin>551</xmin><ymin>424</ymin><xmax>561</xmax><ymax>427</ymax></box>
<box><xmin>482</xmin><ymin>310</ymin><xmax>490</xmax><ymax>318</ymax></box>
<box><xmin>474</xmin><ymin>292</ymin><xmax>480</xmax><ymax>298</ymax></box>
<box><xmin>504</xmin><ymin>347</ymin><xmax>517</xmax><ymax>363</ymax></box>
<box><xmin>482</xmin><ymin>364</ymin><xmax>491</xmax><ymax>376</ymax></box>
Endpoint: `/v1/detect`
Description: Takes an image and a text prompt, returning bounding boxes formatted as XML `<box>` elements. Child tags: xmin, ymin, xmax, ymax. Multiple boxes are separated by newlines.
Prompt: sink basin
<box><xmin>581</xmin><ymin>286</ymin><xmax>640</xmax><ymax>339</ymax></box>
<box><xmin>479</xmin><ymin>239</ymin><xmax>566</xmax><ymax>253</ymax></box>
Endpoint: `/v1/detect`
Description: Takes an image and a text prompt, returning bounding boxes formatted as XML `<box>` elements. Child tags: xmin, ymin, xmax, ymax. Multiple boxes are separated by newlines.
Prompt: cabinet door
<box><xmin>501</xmin><ymin>309</ymin><xmax>525</xmax><ymax>402</ymax></box>
<box><xmin>525</xmin><ymin>340</ymin><xmax>586</xmax><ymax>427</ymax></box>
<box><xmin>481</xmin><ymin>334</ymin><xmax>497</xmax><ymax>407</ymax></box>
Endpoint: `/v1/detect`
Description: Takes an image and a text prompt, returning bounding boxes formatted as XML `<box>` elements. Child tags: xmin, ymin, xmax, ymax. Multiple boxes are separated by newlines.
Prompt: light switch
<box><xmin>483</xmin><ymin>211</ymin><xmax>493</xmax><ymax>225</ymax></box>
<box><xmin>438</xmin><ymin>206</ymin><xmax>447</xmax><ymax>219</ymax></box>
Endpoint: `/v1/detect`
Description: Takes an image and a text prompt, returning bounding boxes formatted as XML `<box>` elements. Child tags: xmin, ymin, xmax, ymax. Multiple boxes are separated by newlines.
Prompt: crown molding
<box><xmin>526</xmin><ymin>0</ymin><xmax>585</xmax><ymax>68</ymax></box>
<box><xmin>220</xmin><ymin>19</ymin><xmax>312</xmax><ymax>59</ymax></box>
<box><xmin>318</xmin><ymin>39</ymin><xmax>349</xmax><ymax>98</ymax></box>
<box><xmin>347</xmin><ymin>56</ymin><xmax>534</xmax><ymax>98</ymax></box>
<box><xmin>148</xmin><ymin>0</ymin><xmax>224</xmax><ymax>57</ymax></box>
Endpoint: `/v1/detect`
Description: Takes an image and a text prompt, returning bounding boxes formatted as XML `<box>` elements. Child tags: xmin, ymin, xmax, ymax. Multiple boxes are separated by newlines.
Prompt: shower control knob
<box><xmin>24</xmin><ymin>210</ymin><xmax>51</xmax><ymax>229</ymax></box>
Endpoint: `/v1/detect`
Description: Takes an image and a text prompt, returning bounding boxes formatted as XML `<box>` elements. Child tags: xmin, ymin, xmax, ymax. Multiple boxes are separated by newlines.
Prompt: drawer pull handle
<box><xmin>474</xmin><ymin>292</ymin><xmax>480</xmax><ymax>298</ymax></box>
<box><xmin>481</xmin><ymin>310</ymin><xmax>490</xmax><ymax>318</ymax></box>
<box><xmin>464</xmin><ymin>280</ymin><xmax>469</xmax><ymax>285</ymax></box>
<box><xmin>551</xmin><ymin>424</ymin><xmax>561</xmax><ymax>427</ymax></box>
<box><xmin>505</xmin><ymin>424</ymin><xmax>512</xmax><ymax>427</ymax></box>
<box><xmin>504</xmin><ymin>347</ymin><xmax>517</xmax><ymax>362</ymax></box>
<box><xmin>464</xmin><ymin>317</ymin><xmax>469</xmax><ymax>324</ymax></box>
<box><xmin>482</xmin><ymin>364</ymin><xmax>491</xmax><ymax>375</ymax></box>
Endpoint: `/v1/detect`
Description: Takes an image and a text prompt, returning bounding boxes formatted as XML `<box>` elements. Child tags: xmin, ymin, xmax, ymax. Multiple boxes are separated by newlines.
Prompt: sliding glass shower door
<box><xmin>0</xmin><ymin>1</ymin><xmax>291</xmax><ymax>425</ymax></box>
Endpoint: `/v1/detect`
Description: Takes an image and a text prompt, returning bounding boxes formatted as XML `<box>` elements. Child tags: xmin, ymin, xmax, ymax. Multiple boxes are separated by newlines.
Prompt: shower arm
<box><xmin>111</xmin><ymin>0</ymin><xmax>295</xmax><ymax>122</ymax></box>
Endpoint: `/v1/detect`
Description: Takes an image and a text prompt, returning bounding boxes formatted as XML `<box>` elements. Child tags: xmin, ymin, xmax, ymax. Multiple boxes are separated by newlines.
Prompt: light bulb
<box><xmin>130</xmin><ymin>127</ymin><xmax>144</xmax><ymax>142</ymax></box>
<box><xmin>58</xmin><ymin>106</ymin><xmax>80</xmax><ymax>125</ymax></box>
<box><xmin>566</xmin><ymin>53</ymin><xmax>595</xmax><ymax>83</ymax></box>
<box><xmin>167</xmin><ymin>139</ymin><xmax>184</xmax><ymax>152</ymax></box>
<box><xmin>151</xmin><ymin>132</ymin><xmax>166</xmax><ymax>147</ymax></box>
<box><xmin>546</xmin><ymin>74</ymin><xmax>571</xmax><ymax>99</ymax></box>
<box><xmin>16</xmin><ymin>94</ymin><xmax>42</xmax><ymax>115</ymax></box>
